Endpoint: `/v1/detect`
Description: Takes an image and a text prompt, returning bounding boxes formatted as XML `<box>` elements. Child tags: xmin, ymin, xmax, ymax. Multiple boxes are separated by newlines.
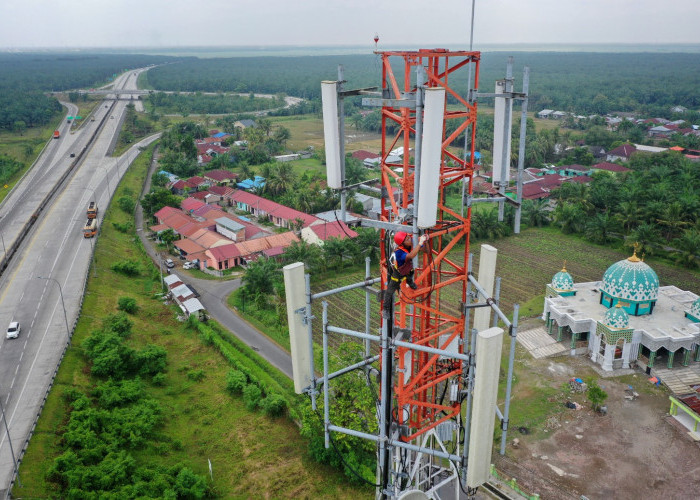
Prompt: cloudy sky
<box><xmin>1</xmin><ymin>0</ymin><xmax>699</xmax><ymax>49</ymax></box>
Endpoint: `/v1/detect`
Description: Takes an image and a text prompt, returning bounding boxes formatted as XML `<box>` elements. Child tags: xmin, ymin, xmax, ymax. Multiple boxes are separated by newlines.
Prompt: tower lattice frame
<box><xmin>379</xmin><ymin>49</ymin><xmax>480</xmax><ymax>442</ymax></box>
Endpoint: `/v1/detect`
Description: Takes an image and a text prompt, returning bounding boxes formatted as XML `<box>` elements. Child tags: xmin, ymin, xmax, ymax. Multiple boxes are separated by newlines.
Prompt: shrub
<box><xmin>152</xmin><ymin>373</ymin><xmax>166</xmax><ymax>386</ymax></box>
<box><xmin>117</xmin><ymin>195</ymin><xmax>136</xmax><ymax>213</ymax></box>
<box><xmin>112</xmin><ymin>221</ymin><xmax>134</xmax><ymax>233</ymax></box>
<box><xmin>259</xmin><ymin>393</ymin><xmax>286</xmax><ymax>417</ymax></box>
<box><xmin>136</xmin><ymin>345</ymin><xmax>167</xmax><ymax>376</ymax></box>
<box><xmin>111</xmin><ymin>259</ymin><xmax>141</xmax><ymax>277</ymax></box>
<box><xmin>242</xmin><ymin>384</ymin><xmax>262</xmax><ymax>411</ymax></box>
<box><xmin>225</xmin><ymin>370</ymin><xmax>247</xmax><ymax>395</ymax></box>
<box><xmin>104</xmin><ymin>312</ymin><xmax>133</xmax><ymax>337</ymax></box>
<box><xmin>117</xmin><ymin>297</ymin><xmax>138</xmax><ymax>314</ymax></box>
<box><xmin>186</xmin><ymin>369</ymin><xmax>205</xmax><ymax>381</ymax></box>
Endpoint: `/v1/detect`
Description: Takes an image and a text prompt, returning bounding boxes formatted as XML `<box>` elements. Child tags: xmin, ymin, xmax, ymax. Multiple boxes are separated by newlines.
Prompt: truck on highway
<box><xmin>53</xmin><ymin>130</ymin><xmax>60</xmax><ymax>139</ymax></box>
<box><xmin>87</xmin><ymin>201</ymin><xmax>98</xmax><ymax>219</ymax></box>
<box><xmin>83</xmin><ymin>218</ymin><xmax>97</xmax><ymax>238</ymax></box>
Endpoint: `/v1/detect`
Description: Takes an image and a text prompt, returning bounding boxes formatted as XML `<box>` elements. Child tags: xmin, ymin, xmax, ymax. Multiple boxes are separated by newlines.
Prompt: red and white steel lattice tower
<box><xmin>378</xmin><ymin>49</ymin><xmax>480</xmax><ymax>442</ymax></box>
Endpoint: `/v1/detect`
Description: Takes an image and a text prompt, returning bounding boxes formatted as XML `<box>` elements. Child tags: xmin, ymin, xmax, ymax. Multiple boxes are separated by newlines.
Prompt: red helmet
<box><xmin>394</xmin><ymin>231</ymin><xmax>409</xmax><ymax>246</ymax></box>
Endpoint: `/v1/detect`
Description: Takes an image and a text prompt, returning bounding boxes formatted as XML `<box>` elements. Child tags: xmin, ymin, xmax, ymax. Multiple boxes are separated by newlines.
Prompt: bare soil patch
<box><xmin>496</xmin><ymin>333</ymin><xmax>700</xmax><ymax>499</ymax></box>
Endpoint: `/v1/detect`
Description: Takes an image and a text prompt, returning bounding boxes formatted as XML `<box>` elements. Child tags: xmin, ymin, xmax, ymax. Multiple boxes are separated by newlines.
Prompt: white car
<box><xmin>165</xmin><ymin>259</ymin><xmax>175</xmax><ymax>269</ymax></box>
<box><xmin>6</xmin><ymin>321</ymin><xmax>20</xmax><ymax>339</ymax></box>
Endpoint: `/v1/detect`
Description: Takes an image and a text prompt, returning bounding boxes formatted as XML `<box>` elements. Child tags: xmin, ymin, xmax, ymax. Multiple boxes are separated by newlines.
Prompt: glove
<box><xmin>419</xmin><ymin>234</ymin><xmax>428</xmax><ymax>247</ymax></box>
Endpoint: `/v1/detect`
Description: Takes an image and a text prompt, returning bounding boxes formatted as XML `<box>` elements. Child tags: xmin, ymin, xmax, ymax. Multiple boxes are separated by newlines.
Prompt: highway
<box><xmin>0</xmin><ymin>68</ymin><xmax>153</xmax><ymax>496</ymax></box>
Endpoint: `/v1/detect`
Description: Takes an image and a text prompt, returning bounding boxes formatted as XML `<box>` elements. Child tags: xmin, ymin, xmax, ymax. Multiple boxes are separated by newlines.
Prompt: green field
<box><xmin>13</xmin><ymin>142</ymin><xmax>367</xmax><ymax>499</ymax></box>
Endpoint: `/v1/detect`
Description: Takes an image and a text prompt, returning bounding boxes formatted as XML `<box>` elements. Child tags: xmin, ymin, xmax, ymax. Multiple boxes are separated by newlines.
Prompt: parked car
<box><xmin>6</xmin><ymin>321</ymin><xmax>20</xmax><ymax>339</ymax></box>
<box><xmin>70</xmin><ymin>153</ymin><xmax>75</xmax><ymax>157</ymax></box>
<box><xmin>165</xmin><ymin>259</ymin><xmax>175</xmax><ymax>268</ymax></box>
<box><xmin>183</xmin><ymin>262</ymin><xmax>194</xmax><ymax>270</ymax></box>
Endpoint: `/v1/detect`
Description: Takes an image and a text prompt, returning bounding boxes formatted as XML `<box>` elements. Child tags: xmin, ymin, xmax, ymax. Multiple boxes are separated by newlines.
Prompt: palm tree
<box><xmin>522</xmin><ymin>199</ymin><xmax>550</xmax><ymax>228</ymax></box>
<box><xmin>584</xmin><ymin>213</ymin><xmax>618</xmax><ymax>244</ymax></box>
<box><xmin>553</xmin><ymin>202</ymin><xmax>585</xmax><ymax>234</ymax></box>
<box><xmin>672</xmin><ymin>229</ymin><xmax>700</xmax><ymax>269</ymax></box>
<box><xmin>616</xmin><ymin>201</ymin><xmax>642</xmax><ymax>234</ymax></box>
<box><xmin>283</xmin><ymin>240</ymin><xmax>322</xmax><ymax>271</ymax></box>
<box><xmin>627</xmin><ymin>223</ymin><xmax>659</xmax><ymax>256</ymax></box>
<box><xmin>656</xmin><ymin>202</ymin><xmax>690</xmax><ymax>240</ymax></box>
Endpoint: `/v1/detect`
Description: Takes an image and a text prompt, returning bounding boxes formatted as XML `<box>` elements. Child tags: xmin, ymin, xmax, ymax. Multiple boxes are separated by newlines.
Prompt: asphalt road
<box><xmin>0</xmin><ymin>68</ymin><xmax>152</xmax><ymax>495</ymax></box>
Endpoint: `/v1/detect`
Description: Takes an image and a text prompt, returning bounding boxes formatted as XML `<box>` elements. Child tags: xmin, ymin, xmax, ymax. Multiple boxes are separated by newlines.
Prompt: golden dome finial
<box><xmin>628</xmin><ymin>242</ymin><xmax>641</xmax><ymax>262</ymax></box>
<box><xmin>562</xmin><ymin>260</ymin><xmax>567</xmax><ymax>272</ymax></box>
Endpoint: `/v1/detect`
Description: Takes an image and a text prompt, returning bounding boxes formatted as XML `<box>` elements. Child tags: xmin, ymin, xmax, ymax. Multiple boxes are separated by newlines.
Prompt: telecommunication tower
<box><xmin>285</xmin><ymin>49</ymin><xmax>530</xmax><ymax>499</ymax></box>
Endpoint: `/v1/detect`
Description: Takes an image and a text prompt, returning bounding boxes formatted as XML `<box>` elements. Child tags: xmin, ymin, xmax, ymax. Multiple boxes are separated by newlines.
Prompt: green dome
<box><xmin>604</xmin><ymin>304</ymin><xmax>629</xmax><ymax>329</ymax></box>
<box><xmin>552</xmin><ymin>267</ymin><xmax>574</xmax><ymax>291</ymax></box>
<box><xmin>601</xmin><ymin>253</ymin><xmax>659</xmax><ymax>302</ymax></box>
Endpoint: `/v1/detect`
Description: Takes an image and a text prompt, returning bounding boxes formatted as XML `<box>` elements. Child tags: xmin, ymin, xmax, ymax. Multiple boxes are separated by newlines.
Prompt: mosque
<box><xmin>543</xmin><ymin>250</ymin><xmax>700</xmax><ymax>372</ymax></box>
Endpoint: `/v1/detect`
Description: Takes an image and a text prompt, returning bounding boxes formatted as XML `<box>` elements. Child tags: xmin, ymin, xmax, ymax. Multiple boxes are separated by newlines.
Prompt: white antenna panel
<box><xmin>283</xmin><ymin>262</ymin><xmax>312</xmax><ymax>393</ymax></box>
<box><xmin>417</xmin><ymin>87</ymin><xmax>445</xmax><ymax>229</ymax></box>
<box><xmin>321</xmin><ymin>81</ymin><xmax>342</xmax><ymax>189</ymax></box>
<box><xmin>492</xmin><ymin>80</ymin><xmax>512</xmax><ymax>184</ymax></box>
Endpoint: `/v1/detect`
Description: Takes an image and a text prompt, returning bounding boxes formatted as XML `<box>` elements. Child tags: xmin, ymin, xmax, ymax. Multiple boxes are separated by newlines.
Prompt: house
<box><xmin>229</xmin><ymin>190</ymin><xmax>319</xmax><ymax>229</ymax></box>
<box><xmin>202</xmin><ymin>231</ymin><xmax>299</xmax><ymax>269</ymax></box>
<box><xmin>163</xmin><ymin>274</ymin><xmax>183</xmax><ymax>289</ymax></box>
<box><xmin>314</xmin><ymin>210</ymin><xmax>361</xmax><ymax>225</ymax></box>
<box><xmin>606</xmin><ymin>144</ymin><xmax>636</xmax><ymax>162</ymax></box>
<box><xmin>633</xmin><ymin>144</ymin><xmax>668</xmax><ymax>154</ymax></box>
<box><xmin>234</xmin><ymin>119</ymin><xmax>256</xmax><ymax>129</ymax></box>
<box><xmin>215</xmin><ymin>217</ymin><xmax>245</xmax><ymax>242</ymax></box>
<box><xmin>186</xmin><ymin>176</ymin><xmax>210</xmax><ymax>190</ymax></box>
<box><xmin>159</xmin><ymin>170</ymin><xmax>179</xmax><ymax>183</ymax></box>
<box><xmin>169</xmin><ymin>179</ymin><xmax>197</xmax><ymax>196</ymax></box>
<box><xmin>274</xmin><ymin>154</ymin><xmax>301</xmax><ymax>162</ymax></box>
<box><xmin>591</xmin><ymin>162</ymin><xmax>631</xmax><ymax>174</ymax></box>
<box><xmin>671</xmin><ymin>106</ymin><xmax>687</xmax><ymax>113</ymax></box>
<box><xmin>198</xmin><ymin>154</ymin><xmax>213</xmax><ymax>166</ymax></box>
<box><xmin>351</xmin><ymin>150</ymin><xmax>381</xmax><ymax>162</ymax></box>
<box><xmin>190</xmin><ymin>191</ymin><xmax>209</xmax><ymax>201</ymax></box>
<box><xmin>204</xmin><ymin>243</ymin><xmax>243</xmax><ymax>270</ymax></box>
<box><xmin>301</xmin><ymin>221</ymin><xmax>358</xmax><ymax>246</ymax></box>
<box><xmin>236</xmin><ymin>176</ymin><xmax>266</xmax><ymax>191</ymax></box>
<box><xmin>174</xmin><ymin>238</ymin><xmax>207</xmax><ymax>258</ymax></box>
<box><xmin>182</xmin><ymin>197</ymin><xmax>206</xmax><ymax>213</ymax></box>
<box><xmin>551</xmin><ymin>111</ymin><xmax>567</xmax><ymax>120</ymax></box>
<box><xmin>203</xmin><ymin>169</ymin><xmax>238</xmax><ymax>185</ymax></box>
<box><xmin>587</xmin><ymin>145</ymin><xmax>607</xmax><ymax>159</ymax></box>
<box><xmin>648</xmin><ymin>125</ymin><xmax>673</xmax><ymax>138</ymax></box>
<box><xmin>537</xmin><ymin>109</ymin><xmax>554</xmax><ymax>119</ymax></box>
<box><xmin>205</xmin><ymin>185</ymin><xmax>235</xmax><ymax>205</ymax></box>
<box><xmin>353</xmin><ymin>193</ymin><xmax>377</xmax><ymax>214</ymax></box>
<box><xmin>559</xmin><ymin>164</ymin><xmax>591</xmax><ymax>177</ymax></box>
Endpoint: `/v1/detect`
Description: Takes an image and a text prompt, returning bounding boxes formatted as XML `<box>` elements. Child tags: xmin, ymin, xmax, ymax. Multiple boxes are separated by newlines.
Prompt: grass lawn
<box><xmin>13</xmin><ymin>142</ymin><xmax>368</xmax><ymax>499</ymax></box>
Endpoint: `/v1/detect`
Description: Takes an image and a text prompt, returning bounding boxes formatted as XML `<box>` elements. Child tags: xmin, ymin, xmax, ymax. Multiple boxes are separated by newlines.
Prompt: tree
<box><xmin>627</xmin><ymin>223</ymin><xmax>659</xmax><ymax>256</ymax></box>
<box><xmin>273</xmin><ymin>125</ymin><xmax>291</xmax><ymax>149</ymax></box>
<box><xmin>672</xmin><ymin>229</ymin><xmax>700</xmax><ymax>269</ymax></box>
<box><xmin>587</xmin><ymin>379</ymin><xmax>608</xmax><ymax>412</ymax></box>
<box><xmin>522</xmin><ymin>199</ymin><xmax>550</xmax><ymax>228</ymax></box>
<box><xmin>584</xmin><ymin>213</ymin><xmax>617</xmax><ymax>244</ymax></box>
<box><xmin>553</xmin><ymin>202</ymin><xmax>585</xmax><ymax>234</ymax></box>
<box><xmin>159</xmin><ymin>228</ymin><xmax>177</xmax><ymax>252</ymax></box>
<box><xmin>283</xmin><ymin>240</ymin><xmax>322</xmax><ymax>272</ymax></box>
<box><xmin>140</xmin><ymin>189</ymin><xmax>182</xmax><ymax>219</ymax></box>
<box><xmin>12</xmin><ymin>120</ymin><xmax>26</xmax><ymax>135</ymax></box>
<box><xmin>241</xmin><ymin>257</ymin><xmax>281</xmax><ymax>307</ymax></box>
